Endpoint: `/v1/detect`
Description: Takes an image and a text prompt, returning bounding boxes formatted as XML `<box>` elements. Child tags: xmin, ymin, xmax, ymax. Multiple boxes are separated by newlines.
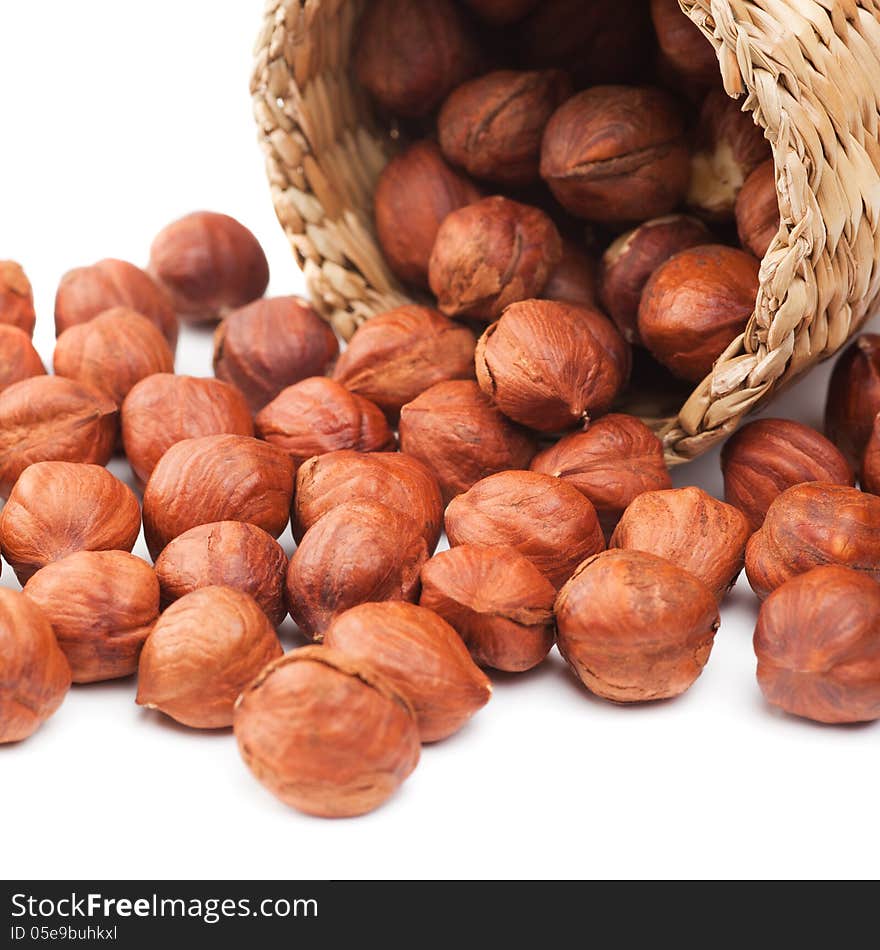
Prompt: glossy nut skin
<box><xmin>611</xmin><ymin>486</ymin><xmax>750</xmax><ymax>601</ymax></box>
<box><xmin>863</xmin><ymin>416</ymin><xmax>880</xmax><ymax>496</ymax></box>
<box><xmin>824</xmin><ymin>334</ymin><xmax>880</xmax><ymax>472</ymax></box>
<box><xmin>721</xmin><ymin>418</ymin><xmax>854</xmax><ymax>531</ymax></box>
<box><xmin>255</xmin><ymin>377</ymin><xmax>395</xmax><ymax>472</ymax></box>
<box><xmin>445</xmin><ymin>470</ymin><xmax>605</xmax><ymax>589</ymax></box>
<box><xmin>234</xmin><ymin>646</ymin><xmax>421</xmax><ymax>818</ymax></box>
<box><xmin>0</xmin><ymin>462</ymin><xmax>141</xmax><ymax>583</ymax></box>
<box><xmin>475</xmin><ymin>299</ymin><xmax>630</xmax><ymax>432</ymax></box>
<box><xmin>332</xmin><ymin>305</ymin><xmax>476</xmax><ymax>419</ymax></box>
<box><xmin>464</xmin><ymin>0</ymin><xmax>538</xmax><ymax>24</ymax></box>
<box><xmin>154</xmin><ymin>522</ymin><xmax>288</xmax><ymax>627</ymax></box>
<box><xmin>735</xmin><ymin>159</ymin><xmax>779</xmax><ymax>259</ymax></box>
<box><xmin>0</xmin><ymin>325</ymin><xmax>45</xmax><ymax>392</ymax></box>
<box><xmin>286</xmin><ymin>501</ymin><xmax>429</xmax><ymax>639</ymax></box>
<box><xmin>0</xmin><ymin>376</ymin><xmax>118</xmax><ymax>499</ymax></box>
<box><xmin>745</xmin><ymin>483</ymin><xmax>880</xmax><ymax>600</ymax></box>
<box><xmin>543</xmin><ymin>241</ymin><xmax>598</xmax><ymax>308</ymax></box>
<box><xmin>0</xmin><ymin>261</ymin><xmax>36</xmax><ymax>336</ymax></box>
<box><xmin>324</xmin><ymin>602</ymin><xmax>492</xmax><ymax>742</ymax></box>
<box><xmin>137</xmin><ymin>586</ymin><xmax>283</xmax><ymax>729</ymax></box>
<box><xmin>530</xmin><ymin>414</ymin><xmax>672</xmax><ymax>538</ymax></box>
<box><xmin>121</xmin><ymin>374</ymin><xmax>253</xmax><ymax>484</ymax></box>
<box><xmin>753</xmin><ymin>565</ymin><xmax>880</xmax><ymax>724</ymax></box>
<box><xmin>142</xmin><ymin>434</ymin><xmax>295</xmax><ymax>559</ymax></box>
<box><xmin>0</xmin><ymin>589</ymin><xmax>71</xmax><ymax>744</ymax></box>
<box><xmin>649</xmin><ymin>0</ymin><xmax>719</xmax><ymax>87</ymax></box>
<box><xmin>556</xmin><ymin>549</ymin><xmax>720</xmax><ymax>703</ymax></box>
<box><xmin>148</xmin><ymin>211</ymin><xmax>269</xmax><ymax>323</ymax></box>
<box><xmin>213</xmin><ymin>296</ymin><xmax>339</xmax><ymax>412</ymax></box>
<box><xmin>419</xmin><ymin>544</ymin><xmax>556</xmax><ymax>672</ymax></box>
<box><xmin>24</xmin><ymin>551</ymin><xmax>158</xmax><ymax>684</ymax></box>
<box><xmin>399</xmin><ymin>380</ymin><xmax>537</xmax><ymax>504</ymax></box>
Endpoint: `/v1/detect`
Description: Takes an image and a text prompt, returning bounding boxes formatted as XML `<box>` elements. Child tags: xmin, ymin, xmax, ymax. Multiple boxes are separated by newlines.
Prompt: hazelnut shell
<box><xmin>735</xmin><ymin>159</ymin><xmax>779</xmax><ymax>259</ymax></box>
<box><xmin>824</xmin><ymin>334</ymin><xmax>880</xmax><ymax>473</ymax></box>
<box><xmin>649</xmin><ymin>0</ymin><xmax>719</xmax><ymax>87</ymax></box>
<box><xmin>542</xmin><ymin>240</ymin><xmax>598</xmax><ymax>308</ymax></box>
<box><xmin>0</xmin><ymin>324</ymin><xmax>45</xmax><ymax>393</ymax></box>
<box><xmin>0</xmin><ymin>261</ymin><xmax>36</xmax><ymax>336</ymax></box>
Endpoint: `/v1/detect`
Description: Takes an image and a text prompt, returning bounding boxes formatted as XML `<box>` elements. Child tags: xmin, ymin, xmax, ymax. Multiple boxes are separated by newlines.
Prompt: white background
<box><xmin>2</xmin><ymin>1</ymin><xmax>878</xmax><ymax>881</ymax></box>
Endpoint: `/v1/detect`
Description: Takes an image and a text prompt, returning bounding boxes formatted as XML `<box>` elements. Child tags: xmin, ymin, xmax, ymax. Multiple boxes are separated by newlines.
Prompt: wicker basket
<box><xmin>251</xmin><ymin>0</ymin><xmax>880</xmax><ymax>464</ymax></box>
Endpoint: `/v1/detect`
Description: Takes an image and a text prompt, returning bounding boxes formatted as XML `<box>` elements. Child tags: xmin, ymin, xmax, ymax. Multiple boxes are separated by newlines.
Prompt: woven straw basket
<box><xmin>251</xmin><ymin>0</ymin><xmax>880</xmax><ymax>464</ymax></box>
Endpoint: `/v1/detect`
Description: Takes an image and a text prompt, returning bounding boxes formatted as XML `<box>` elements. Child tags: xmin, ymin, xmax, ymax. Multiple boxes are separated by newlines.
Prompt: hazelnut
<box><xmin>463</xmin><ymin>0</ymin><xmax>538</xmax><ymax>25</ymax></box>
<box><xmin>0</xmin><ymin>376</ymin><xmax>117</xmax><ymax>499</ymax></box>
<box><xmin>863</xmin><ymin>415</ymin><xmax>880</xmax><ymax>496</ymax></box>
<box><xmin>54</xmin><ymin>258</ymin><xmax>178</xmax><ymax>347</ymax></box>
<box><xmin>735</xmin><ymin>160</ymin><xmax>779</xmax><ymax>259</ymax></box>
<box><xmin>148</xmin><ymin>211</ymin><xmax>269</xmax><ymax>323</ymax></box>
<box><xmin>234</xmin><ymin>646</ymin><xmax>420</xmax><ymax>817</ymax></box>
<box><xmin>445</xmin><ymin>469</ymin><xmax>605</xmax><ymax>588</ymax></box>
<box><xmin>0</xmin><ymin>261</ymin><xmax>36</xmax><ymax>336</ymax></box>
<box><xmin>428</xmin><ymin>196</ymin><xmax>562</xmax><ymax>322</ymax></box>
<box><xmin>0</xmin><ymin>589</ymin><xmax>71</xmax><ymax>744</ymax></box>
<box><xmin>355</xmin><ymin>0</ymin><xmax>478</xmax><ymax>118</ymax></box>
<box><xmin>255</xmin><ymin>377</ymin><xmax>395</xmax><ymax>472</ymax></box>
<box><xmin>638</xmin><ymin>244</ymin><xmax>760</xmax><ymax>382</ymax></box>
<box><xmin>324</xmin><ymin>602</ymin><xmax>492</xmax><ymax>742</ymax></box>
<box><xmin>753</xmin><ymin>566</ymin><xmax>880</xmax><ymax>724</ymax></box>
<box><xmin>24</xmin><ymin>551</ymin><xmax>158</xmax><ymax>684</ymax></box>
<box><xmin>825</xmin><ymin>334</ymin><xmax>880</xmax><ymax>472</ymax></box>
<box><xmin>649</xmin><ymin>0</ymin><xmax>719</xmax><ymax>87</ymax></box>
<box><xmin>542</xmin><ymin>240</ymin><xmax>598</xmax><ymax>308</ymax></box>
<box><xmin>540</xmin><ymin>86</ymin><xmax>690</xmax><ymax>224</ymax></box>
<box><xmin>599</xmin><ymin>214</ymin><xmax>711</xmax><ymax>344</ymax></box>
<box><xmin>0</xmin><ymin>462</ymin><xmax>141</xmax><ymax>583</ymax></box>
<box><xmin>293</xmin><ymin>450</ymin><xmax>444</xmax><ymax>552</ymax></box>
<box><xmin>610</xmin><ymin>486</ymin><xmax>751</xmax><ymax>601</ymax></box>
<box><xmin>530</xmin><ymin>414</ymin><xmax>672</xmax><ymax>538</ymax></box>
<box><xmin>154</xmin><ymin>521</ymin><xmax>288</xmax><ymax>627</ymax></box>
<box><xmin>142</xmin><ymin>434</ymin><xmax>295</xmax><ymax>559</ymax></box>
<box><xmin>213</xmin><ymin>296</ymin><xmax>339</xmax><ymax>412</ymax></box>
<box><xmin>137</xmin><ymin>586</ymin><xmax>282</xmax><ymax>729</ymax></box>
<box><xmin>399</xmin><ymin>379</ymin><xmax>537</xmax><ymax>504</ymax></box>
<box><xmin>374</xmin><ymin>141</ymin><xmax>481</xmax><ymax>288</ymax></box>
<box><xmin>438</xmin><ymin>70</ymin><xmax>572</xmax><ymax>187</ymax></box>
<box><xmin>419</xmin><ymin>544</ymin><xmax>556</xmax><ymax>672</ymax></box>
<box><xmin>721</xmin><ymin>418</ymin><xmax>854</xmax><ymax>531</ymax></box>
<box><xmin>53</xmin><ymin>307</ymin><xmax>175</xmax><ymax>406</ymax></box>
<box><xmin>0</xmin><ymin>324</ymin><xmax>45</xmax><ymax>392</ymax></box>
<box><xmin>475</xmin><ymin>299</ymin><xmax>630</xmax><ymax>432</ymax></box>
<box><xmin>332</xmin><ymin>305</ymin><xmax>476</xmax><ymax>419</ymax></box>
<box><xmin>556</xmin><ymin>549</ymin><xmax>720</xmax><ymax>703</ymax></box>
<box><xmin>745</xmin><ymin>482</ymin><xmax>880</xmax><ymax>600</ymax></box>
<box><xmin>121</xmin><ymin>373</ymin><xmax>253</xmax><ymax>484</ymax></box>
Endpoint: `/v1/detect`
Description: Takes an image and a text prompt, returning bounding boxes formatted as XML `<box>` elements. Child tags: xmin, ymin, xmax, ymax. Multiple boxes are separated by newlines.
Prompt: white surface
<box><xmin>2</xmin><ymin>1</ymin><xmax>879</xmax><ymax>882</ymax></box>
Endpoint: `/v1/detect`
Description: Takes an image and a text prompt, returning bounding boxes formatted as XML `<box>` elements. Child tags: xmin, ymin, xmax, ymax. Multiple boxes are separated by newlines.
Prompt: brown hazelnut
<box><xmin>540</xmin><ymin>86</ymin><xmax>690</xmax><ymax>224</ymax></box>
<box><xmin>324</xmin><ymin>602</ymin><xmax>492</xmax><ymax>742</ymax></box>
<box><xmin>542</xmin><ymin>240</ymin><xmax>598</xmax><ymax>308</ymax></box>
<box><xmin>735</xmin><ymin>159</ymin><xmax>779</xmax><ymax>259</ymax></box>
<box><xmin>863</xmin><ymin>415</ymin><xmax>880</xmax><ymax>496</ymax></box>
<box><xmin>419</xmin><ymin>544</ymin><xmax>556</xmax><ymax>672</ymax></box>
<box><xmin>54</xmin><ymin>258</ymin><xmax>178</xmax><ymax>347</ymax></box>
<box><xmin>148</xmin><ymin>211</ymin><xmax>269</xmax><ymax>323</ymax></box>
<box><xmin>286</xmin><ymin>501</ymin><xmax>430</xmax><ymax>639</ymax></box>
<box><xmin>0</xmin><ymin>589</ymin><xmax>71</xmax><ymax>744</ymax></box>
<box><xmin>121</xmin><ymin>373</ymin><xmax>253</xmax><ymax>485</ymax></box>
<box><xmin>445</xmin><ymin>469</ymin><xmax>605</xmax><ymax>588</ymax></box>
<box><xmin>530</xmin><ymin>414</ymin><xmax>672</xmax><ymax>538</ymax></box>
<box><xmin>24</xmin><ymin>551</ymin><xmax>158</xmax><ymax>684</ymax></box>
<box><xmin>721</xmin><ymin>418</ymin><xmax>854</xmax><ymax>531</ymax></box>
<box><xmin>293</xmin><ymin>450</ymin><xmax>444</xmax><ymax>552</ymax></box>
<box><xmin>0</xmin><ymin>461</ymin><xmax>141</xmax><ymax>583</ymax></box>
<box><xmin>599</xmin><ymin>214</ymin><xmax>711</xmax><ymax>344</ymax></box>
<box><xmin>638</xmin><ymin>244</ymin><xmax>760</xmax><ymax>382</ymax></box>
<box><xmin>53</xmin><ymin>307</ymin><xmax>175</xmax><ymax>407</ymax></box>
<box><xmin>463</xmin><ymin>0</ymin><xmax>538</xmax><ymax>25</ymax></box>
<box><xmin>399</xmin><ymin>379</ymin><xmax>537</xmax><ymax>504</ymax></box>
<box><xmin>0</xmin><ymin>261</ymin><xmax>36</xmax><ymax>336</ymax></box>
<box><xmin>332</xmin><ymin>305</ymin><xmax>476</xmax><ymax>419</ymax></box>
<box><xmin>649</xmin><ymin>0</ymin><xmax>719</xmax><ymax>87</ymax></box>
<box><xmin>0</xmin><ymin>377</ymin><xmax>117</xmax><ymax>499</ymax></box>
<box><xmin>556</xmin><ymin>549</ymin><xmax>720</xmax><ymax>703</ymax></box>
<box><xmin>354</xmin><ymin>0</ymin><xmax>478</xmax><ymax>117</ymax></box>
<box><xmin>137</xmin><ymin>586</ymin><xmax>282</xmax><ymax>729</ymax></box>
<box><xmin>0</xmin><ymin>324</ymin><xmax>45</xmax><ymax>392</ymax></box>
<box><xmin>745</xmin><ymin>482</ymin><xmax>880</xmax><ymax>600</ymax></box>
<box><xmin>428</xmin><ymin>196</ymin><xmax>562</xmax><ymax>321</ymax></box>
<box><xmin>213</xmin><ymin>296</ymin><xmax>339</xmax><ymax>412</ymax></box>
<box><xmin>374</xmin><ymin>141</ymin><xmax>482</xmax><ymax>288</ymax></box>
<box><xmin>825</xmin><ymin>334</ymin><xmax>880</xmax><ymax>472</ymax></box>
<box><xmin>142</xmin><ymin>434</ymin><xmax>295</xmax><ymax>559</ymax></box>
<box><xmin>475</xmin><ymin>299</ymin><xmax>630</xmax><ymax>432</ymax></box>
<box><xmin>234</xmin><ymin>646</ymin><xmax>420</xmax><ymax>817</ymax></box>
<box><xmin>753</xmin><ymin>565</ymin><xmax>880</xmax><ymax>723</ymax></box>
<box><xmin>610</xmin><ymin>486</ymin><xmax>750</xmax><ymax>601</ymax></box>
<box><xmin>438</xmin><ymin>70</ymin><xmax>572</xmax><ymax>187</ymax></box>
<box><xmin>154</xmin><ymin>521</ymin><xmax>288</xmax><ymax>627</ymax></box>
<box><xmin>255</xmin><ymin>377</ymin><xmax>395</xmax><ymax>472</ymax></box>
